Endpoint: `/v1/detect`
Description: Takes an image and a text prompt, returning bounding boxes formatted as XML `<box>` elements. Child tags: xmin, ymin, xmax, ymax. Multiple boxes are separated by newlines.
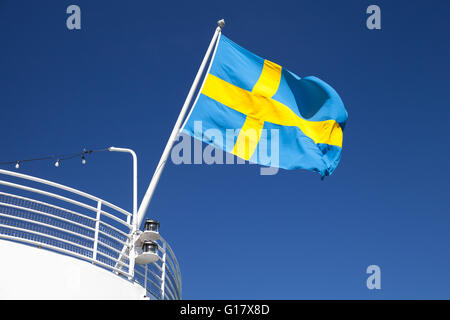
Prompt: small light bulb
<box><xmin>15</xmin><ymin>162</ymin><xmax>20</xmax><ymax>169</ymax></box>
<box><xmin>81</xmin><ymin>155</ymin><xmax>86</xmax><ymax>165</ymax></box>
<box><xmin>55</xmin><ymin>159</ymin><xmax>60</xmax><ymax>167</ymax></box>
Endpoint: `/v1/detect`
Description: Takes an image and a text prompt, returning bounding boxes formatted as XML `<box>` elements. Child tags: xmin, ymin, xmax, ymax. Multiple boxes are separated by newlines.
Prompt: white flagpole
<box><xmin>136</xmin><ymin>19</ymin><xmax>225</xmax><ymax>227</ymax></box>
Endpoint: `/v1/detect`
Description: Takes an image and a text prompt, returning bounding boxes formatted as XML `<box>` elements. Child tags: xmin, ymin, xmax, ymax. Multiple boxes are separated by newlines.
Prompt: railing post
<box><xmin>128</xmin><ymin>237</ymin><xmax>136</xmax><ymax>280</ymax></box>
<box><xmin>92</xmin><ymin>201</ymin><xmax>102</xmax><ymax>262</ymax></box>
<box><xmin>161</xmin><ymin>242</ymin><xmax>167</xmax><ymax>300</ymax></box>
<box><xmin>144</xmin><ymin>264</ymin><xmax>148</xmax><ymax>298</ymax></box>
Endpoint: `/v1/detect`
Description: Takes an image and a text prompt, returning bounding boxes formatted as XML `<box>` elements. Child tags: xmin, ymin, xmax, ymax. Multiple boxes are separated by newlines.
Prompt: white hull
<box><xmin>0</xmin><ymin>239</ymin><xmax>146</xmax><ymax>299</ymax></box>
<box><xmin>0</xmin><ymin>169</ymin><xmax>181</xmax><ymax>300</ymax></box>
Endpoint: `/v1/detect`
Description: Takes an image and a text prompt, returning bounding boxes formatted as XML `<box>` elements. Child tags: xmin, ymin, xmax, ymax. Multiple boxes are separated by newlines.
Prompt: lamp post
<box><xmin>108</xmin><ymin>147</ymin><xmax>137</xmax><ymax>228</ymax></box>
<box><xmin>108</xmin><ymin>147</ymin><xmax>139</xmax><ymax>278</ymax></box>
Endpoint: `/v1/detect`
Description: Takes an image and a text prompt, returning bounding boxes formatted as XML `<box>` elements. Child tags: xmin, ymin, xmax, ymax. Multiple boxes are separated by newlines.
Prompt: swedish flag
<box><xmin>182</xmin><ymin>35</ymin><xmax>347</xmax><ymax>177</ymax></box>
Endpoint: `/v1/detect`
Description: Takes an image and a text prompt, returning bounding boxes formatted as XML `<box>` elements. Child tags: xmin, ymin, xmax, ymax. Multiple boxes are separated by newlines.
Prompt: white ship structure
<box><xmin>0</xmin><ymin>168</ymin><xmax>181</xmax><ymax>299</ymax></box>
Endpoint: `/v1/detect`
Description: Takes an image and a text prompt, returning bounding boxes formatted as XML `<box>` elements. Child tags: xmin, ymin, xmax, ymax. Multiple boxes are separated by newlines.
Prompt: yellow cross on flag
<box><xmin>182</xmin><ymin>35</ymin><xmax>347</xmax><ymax>177</ymax></box>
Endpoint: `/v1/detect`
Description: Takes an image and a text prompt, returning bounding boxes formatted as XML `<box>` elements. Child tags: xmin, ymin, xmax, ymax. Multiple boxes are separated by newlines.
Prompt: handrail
<box><xmin>0</xmin><ymin>180</ymin><xmax>131</xmax><ymax>228</ymax></box>
<box><xmin>0</xmin><ymin>212</ymin><xmax>94</xmax><ymax>241</ymax></box>
<box><xmin>2</xmin><ymin>224</ymin><xmax>93</xmax><ymax>252</ymax></box>
<box><xmin>0</xmin><ymin>169</ymin><xmax>181</xmax><ymax>299</ymax></box>
<box><xmin>0</xmin><ymin>201</ymin><xmax>96</xmax><ymax>233</ymax></box>
<box><xmin>98</xmin><ymin>220</ymin><xmax>130</xmax><ymax>238</ymax></box>
<box><xmin>161</xmin><ymin>237</ymin><xmax>182</xmax><ymax>288</ymax></box>
<box><xmin>97</xmin><ymin>229</ymin><xmax>129</xmax><ymax>247</ymax></box>
<box><xmin>0</xmin><ymin>169</ymin><xmax>131</xmax><ymax>217</ymax></box>
<box><xmin>0</xmin><ymin>191</ymin><xmax>97</xmax><ymax>222</ymax></box>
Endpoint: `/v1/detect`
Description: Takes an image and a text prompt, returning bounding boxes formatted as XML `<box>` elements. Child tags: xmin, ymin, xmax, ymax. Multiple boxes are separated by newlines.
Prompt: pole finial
<box><xmin>217</xmin><ymin>19</ymin><xmax>225</xmax><ymax>29</ymax></box>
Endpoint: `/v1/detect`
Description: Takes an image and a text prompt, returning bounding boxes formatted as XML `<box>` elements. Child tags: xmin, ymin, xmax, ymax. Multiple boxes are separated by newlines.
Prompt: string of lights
<box><xmin>0</xmin><ymin>148</ymin><xmax>110</xmax><ymax>169</ymax></box>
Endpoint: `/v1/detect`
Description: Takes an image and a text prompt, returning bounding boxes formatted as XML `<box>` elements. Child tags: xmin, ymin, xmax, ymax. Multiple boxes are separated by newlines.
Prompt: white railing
<box><xmin>0</xmin><ymin>169</ymin><xmax>181</xmax><ymax>300</ymax></box>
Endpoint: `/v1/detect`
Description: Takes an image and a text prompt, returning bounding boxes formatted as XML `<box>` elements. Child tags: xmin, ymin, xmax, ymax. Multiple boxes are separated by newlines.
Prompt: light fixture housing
<box><xmin>135</xmin><ymin>240</ymin><xmax>159</xmax><ymax>265</ymax></box>
<box><xmin>144</xmin><ymin>219</ymin><xmax>160</xmax><ymax>233</ymax></box>
<box><xmin>142</xmin><ymin>240</ymin><xmax>158</xmax><ymax>254</ymax></box>
<box><xmin>135</xmin><ymin>219</ymin><xmax>160</xmax><ymax>249</ymax></box>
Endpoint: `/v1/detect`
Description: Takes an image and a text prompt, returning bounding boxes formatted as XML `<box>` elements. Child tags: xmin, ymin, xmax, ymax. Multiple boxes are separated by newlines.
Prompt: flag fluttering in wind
<box><xmin>137</xmin><ymin>23</ymin><xmax>348</xmax><ymax>223</ymax></box>
<box><xmin>182</xmin><ymin>34</ymin><xmax>347</xmax><ymax>177</ymax></box>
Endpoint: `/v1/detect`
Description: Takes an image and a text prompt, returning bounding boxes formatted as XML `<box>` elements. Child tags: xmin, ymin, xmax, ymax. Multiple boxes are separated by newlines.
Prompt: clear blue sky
<box><xmin>1</xmin><ymin>0</ymin><xmax>449</xmax><ymax>299</ymax></box>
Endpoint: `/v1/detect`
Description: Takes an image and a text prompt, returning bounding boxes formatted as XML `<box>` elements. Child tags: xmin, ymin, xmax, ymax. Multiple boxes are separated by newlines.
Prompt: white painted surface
<box><xmin>0</xmin><ymin>239</ymin><xmax>146</xmax><ymax>299</ymax></box>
